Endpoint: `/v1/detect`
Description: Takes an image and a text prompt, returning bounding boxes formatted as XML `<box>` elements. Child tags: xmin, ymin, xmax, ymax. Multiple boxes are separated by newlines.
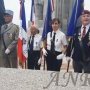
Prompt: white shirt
<box><xmin>81</xmin><ymin>24</ymin><xmax>90</xmax><ymax>37</ymax></box>
<box><xmin>29</xmin><ymin>34</ymin><xmax>42</xmax><ymax>51</ymax></box>
<box><xmin>47</xmin><ymin>29</ymin><xmax>67</xmax><ymax>52</ymax></box>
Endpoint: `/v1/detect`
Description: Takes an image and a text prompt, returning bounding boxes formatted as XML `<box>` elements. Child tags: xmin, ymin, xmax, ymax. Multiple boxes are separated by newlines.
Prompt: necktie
<box><xmin>30</xmin><ymin>35</ymin><xmax>34</xmax><ymax>52</ymax></box>
<box><xmin>51</xmin><ymin>32</ymin><xmax>56</xmax><ymax>52</ymax></box>
<box><xmin>4</xmin><ymin>24</ymin><xmax>8</xmax><ymax>29</ymax></box>
<box><xmin>82</xmin><ymin>26</ymin><xmax>86</xmax><ymax>38</ymax></box>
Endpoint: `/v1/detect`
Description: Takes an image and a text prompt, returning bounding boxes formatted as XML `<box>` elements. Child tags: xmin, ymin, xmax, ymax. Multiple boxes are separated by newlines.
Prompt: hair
<box><xmin>82</xmin><ymin>10</ymin><xmax>90</xmax><ymax>15</ymax></box>
<box><xmin>51</xmin><ymin>18</ymin><xmax>61</xmax><ymax>24</ymax></box>
<box><xmin>30</xmin><ymin>25</ymin><xmax>39</xmax><ymax>34</ymax></box>
<box><xmin>30</xmin><ymin>26</ymin><xmax>37</xmax><ymax>31</ymax></box>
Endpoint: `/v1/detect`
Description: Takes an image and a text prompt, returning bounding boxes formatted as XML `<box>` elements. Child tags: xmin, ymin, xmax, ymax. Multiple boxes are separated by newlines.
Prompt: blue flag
<box><xmin>20</xmin><ymin>0</ymin><xmax>26</xmax><ymax>31</ymax></box>
<box><xmin>30</xmin><ymin>0</ymin><xmax>35</xmax><ymax>25</ymax></box>
<box><xmin>42</xmin><ymin>0</ymin><xmax>52</xmax><ymax>40</ymax></box>
<box><xmin>67</xmin><ymin>0</ymin><xmax>84</xmax><ymax>36</ymax></box>
<box><xmin>0</xmin><ymin>0</ymin><xmax>5</xmax><ymax>28</ymax></box>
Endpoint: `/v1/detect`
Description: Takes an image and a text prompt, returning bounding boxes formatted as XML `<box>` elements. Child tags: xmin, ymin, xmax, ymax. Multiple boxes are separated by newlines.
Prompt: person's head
<box><xmin>51</xmin><ymin>18</ymin><xmax>61</xmax><ymax>32</ymax></box>
<box><xmin>4</xmin><ymin>10</ymin><xmax>13</xmax><ymax>24</ymax></box>
<box><xmin>81</xmin><ymin>10</ymin><xmax>90</xmax><ymax>26</ymax></box>
<box><xmin>30</xmin><ymin>25</ymin><xmax>38</xmax><ymax>35</ymax></box>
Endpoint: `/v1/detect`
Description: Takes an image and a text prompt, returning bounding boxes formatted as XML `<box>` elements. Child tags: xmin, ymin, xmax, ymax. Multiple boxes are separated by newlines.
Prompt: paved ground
<box><xmin>1</xmin><ymin>57</ymin><xmax>88</xmax><ymax>90</ymax></box>
<box><xmin>0</xmin><ymin>68</ymin><xmax>90</xmax><ymax>90</ymax></box>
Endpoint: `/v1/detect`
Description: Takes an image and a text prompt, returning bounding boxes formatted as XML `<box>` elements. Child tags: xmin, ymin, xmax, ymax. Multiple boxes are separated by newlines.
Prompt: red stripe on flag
<box><xmin>17</xmin><ymin>38</ymin><xmax>26</xmax><ymax>63</ymax></box>
<box><xmin>17</xmin><ymin>0</ymin><xmax>27</xmax><ymax>67</ymax></box>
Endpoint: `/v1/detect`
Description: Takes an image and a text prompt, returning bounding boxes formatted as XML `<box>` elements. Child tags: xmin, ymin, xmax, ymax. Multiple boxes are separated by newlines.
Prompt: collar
<box><xmin>81</xmin><ymin>24</ymin><xmax>90</xmax><ymax>36</ymax></box>
<box><xmin>7</xmin><ymin>22</ymin><xmax>12</xmax><ymax>27</ymax></box>
<box><xmin>81</xmin><ymin>24</ymin><xmax>90</xmax><ymax>30</ymax></box>
<box><xmin>52</xmin><ymin>29</ymin><xmax>60</xmax><ymax>34</ymax></box>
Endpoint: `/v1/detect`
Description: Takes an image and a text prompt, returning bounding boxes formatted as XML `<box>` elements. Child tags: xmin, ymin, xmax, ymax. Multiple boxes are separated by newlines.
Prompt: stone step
<box><xmin>0</xmin><ymin>68</ymin><xmax>90</xmax><ymax>90</ymax></box>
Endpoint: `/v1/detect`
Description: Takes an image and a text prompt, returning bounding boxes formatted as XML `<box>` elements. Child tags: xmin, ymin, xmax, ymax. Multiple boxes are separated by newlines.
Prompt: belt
<box><xmin>47</xmin><ymin>50</ymin><xmax>62</xmax><ymax>55</ymax></box>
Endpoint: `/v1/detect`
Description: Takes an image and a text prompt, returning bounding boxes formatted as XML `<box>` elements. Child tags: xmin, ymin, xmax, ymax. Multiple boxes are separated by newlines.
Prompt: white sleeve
<box><xmin>61</xmin><ymin>34</ymin><xmax>68</xmax><ymax>46</ymax></box>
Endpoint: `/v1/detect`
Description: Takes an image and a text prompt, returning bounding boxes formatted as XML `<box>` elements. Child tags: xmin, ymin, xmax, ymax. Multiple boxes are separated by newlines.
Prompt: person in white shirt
<box><xmin>27</xmin><ymin>26</ymin><xmax>42</xmax><ymax>70</ymax></box>
<box><xmin>42</xmin><ymin>18</ymin><xmax>67</xmax><ymax>71</ymax></box>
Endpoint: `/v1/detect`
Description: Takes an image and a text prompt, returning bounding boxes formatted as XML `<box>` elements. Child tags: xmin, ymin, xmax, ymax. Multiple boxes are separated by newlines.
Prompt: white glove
<box><xmin>56</xmin><ymin>53</ymin><xmax>65</xmax><ymax>60</ymax></box>
<box><xmin>38</xmin><ymin>58</ymin><xmax>41</xmax><ymax>65</ymax></box>
<box><xmin>42</xmin><ymin>48</ymin><xmax>48</xmax><ymax>56</ymax></box>
<box><xmin>5</xmin><ymin>48</ymin><xmax>10</xmax><ymax>54</ymax></box>
<box><xmin>65</xmin><ymin>56</ymin><xmax>72</xmax><ymax>61</ymax></box>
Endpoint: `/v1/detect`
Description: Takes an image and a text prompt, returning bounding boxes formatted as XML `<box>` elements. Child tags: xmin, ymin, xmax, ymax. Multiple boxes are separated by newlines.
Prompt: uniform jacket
<box><xmin>0</xmin><ymin>23</ymin><xmax>19</xmax><ymax>67</ymax></box>
<box><xmin>66</xmin><ymin>26</ymin><xmax>90</xmax><ymax>62</ymax></box>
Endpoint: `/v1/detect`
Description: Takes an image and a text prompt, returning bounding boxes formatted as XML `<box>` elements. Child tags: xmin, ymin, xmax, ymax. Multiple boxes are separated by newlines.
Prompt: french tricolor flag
<box><xmin>17</xmin><ymin>0</ymin><xmax>28</xmax><ymax>68</ymax></box>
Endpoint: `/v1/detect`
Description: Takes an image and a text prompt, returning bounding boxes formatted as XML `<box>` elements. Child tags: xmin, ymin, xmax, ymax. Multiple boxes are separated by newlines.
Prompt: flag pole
<box><xmin>67</xmin><ymin>59</ymin><xmax>70</xmax><ymax>72</ymax></box>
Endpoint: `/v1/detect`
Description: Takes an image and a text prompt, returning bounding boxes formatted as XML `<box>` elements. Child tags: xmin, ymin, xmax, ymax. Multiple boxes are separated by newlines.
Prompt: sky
<box><xmin>4</xmin><ymin>0</ymin><xmax>31</xmax><ymax>26</ymax></box>
<box><xmin>84</xmin><ymin>0</ymin><xmax>90</xmax><ymax>10</ymax></box>
<box><xmin>4</xmin><ymin>0</ymin><xmax>90</xmax><ymax>26</ymax></box>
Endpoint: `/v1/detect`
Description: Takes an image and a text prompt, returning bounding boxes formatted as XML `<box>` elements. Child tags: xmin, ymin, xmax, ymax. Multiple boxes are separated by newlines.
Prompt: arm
<box><xmin>7</xmin><ymin>25</ymin><xmax>19</xmax><ymax>52</ymax></box>
<box><xmin>66</xmin><ymin>37</ymin><xmax>74</xmax><ymax>57</ymax></box>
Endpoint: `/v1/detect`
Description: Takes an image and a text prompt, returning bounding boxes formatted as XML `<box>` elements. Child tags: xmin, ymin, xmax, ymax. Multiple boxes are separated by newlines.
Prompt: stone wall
<box><xmin>0</xmin><ymin>68</ymin><xmax>90</xmax><ymax>90</ymax></box>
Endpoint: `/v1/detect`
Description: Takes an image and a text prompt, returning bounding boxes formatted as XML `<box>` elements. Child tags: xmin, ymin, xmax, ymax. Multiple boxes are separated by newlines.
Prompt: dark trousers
<box><xmin>28</xmin><ymin>50</ymin><xmax>40</xmax><ymax>70</ymax></box>
<box><xmin>46</xmin><ymin>50</ymin><xmax>62</xmax><ymax>71</ymax></box>
<box><xmin>73</xmin><ymin>60</ymin><xmax>90</xmax><ymax>73</ymax></box>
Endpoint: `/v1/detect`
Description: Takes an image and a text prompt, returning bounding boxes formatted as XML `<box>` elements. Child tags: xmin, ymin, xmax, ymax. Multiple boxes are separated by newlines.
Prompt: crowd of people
<box><xmin>0</xmin><ymin>9</ymin><xmax>90</xmax><ymax>73</ymax></box>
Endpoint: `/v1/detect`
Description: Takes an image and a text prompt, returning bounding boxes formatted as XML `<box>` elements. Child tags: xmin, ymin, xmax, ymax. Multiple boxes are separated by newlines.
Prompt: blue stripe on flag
<box><xmin>42</xmin><ymin>0</ymin><xmax>52</xmax><ymax>40</ymax></box>
<box><xmin>30</xmin><ymin>0</ymin><xmax>34</xmax><ymax>22</ymax></box>
<box><xmin>67</xmin><ymin>0</ymin><xmax>84</xmax><ymax>36</ymax></box>
<box><xmin>20</xmin><ymin>0</ymin><xmax>26</xmax><ymax>31</ymax></box>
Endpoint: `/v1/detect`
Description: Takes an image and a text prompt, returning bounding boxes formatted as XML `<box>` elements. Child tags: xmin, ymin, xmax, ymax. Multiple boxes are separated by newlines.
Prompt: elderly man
<box><xmin>0</xmin><ymin>10</ymin><xmax>19</xmax><ymax>68</ymax></box>
<box><xmin>67</xmin><ymin>10</ymin><xmax>90</xmax><ymax>73</ymax></box>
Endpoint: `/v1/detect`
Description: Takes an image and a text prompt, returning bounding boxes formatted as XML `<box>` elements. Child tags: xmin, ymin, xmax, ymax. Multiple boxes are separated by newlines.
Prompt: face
<box><xmin>4</xmin><ymin>15</ymin><xmax>13</xmax><ymax>24</ymax></box>
<box><xmin>30</xmin><ymin>27</ymin><xmax>37</xmax><ymax>35</ymax></box>
<box><xmin>52</xmin><ymin>20</ymin><xmax>60</xmax><ymax>31</ymax></box>
<box><xmin>81</xmin><ymin>14</ymin><xmax>90</xmax><ymax>26</ymax></box>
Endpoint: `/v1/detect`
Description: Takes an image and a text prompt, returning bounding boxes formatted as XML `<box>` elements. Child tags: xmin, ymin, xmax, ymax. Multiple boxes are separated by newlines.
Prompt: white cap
<box><xmin>4</xmin><ymin>10</ymin><xmax>13</xmax><ymax>16</ymax></box>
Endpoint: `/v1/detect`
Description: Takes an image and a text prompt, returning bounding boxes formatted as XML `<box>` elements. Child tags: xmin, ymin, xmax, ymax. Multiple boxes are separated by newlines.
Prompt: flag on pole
<box><xmin>0</xmin><ymin>0</ymin><xmax>5</xmax><ymax>28</ymax></box>
<box><xmin>67</xmin><ymin>0</ymin><xmax>84</xmax><ymax>36</ymax></box>
<box><xmin>30</xmin><ymin>0</ymin><xmax>35</xmax><ymax>25</ymax></box>
<box><xmin>51</xmin><ymin>0</ymin><xmax>54</xmax><ymax>12</ymax></box>
<box><xmin>42</xmin><ymin>0</ymin><xmax>52</xmax><ymax>40</ymax></box>
<box><xmin>17</xmin><ymin>0</ymin><xmax>28</xmax><ymax>66</ymax></box>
